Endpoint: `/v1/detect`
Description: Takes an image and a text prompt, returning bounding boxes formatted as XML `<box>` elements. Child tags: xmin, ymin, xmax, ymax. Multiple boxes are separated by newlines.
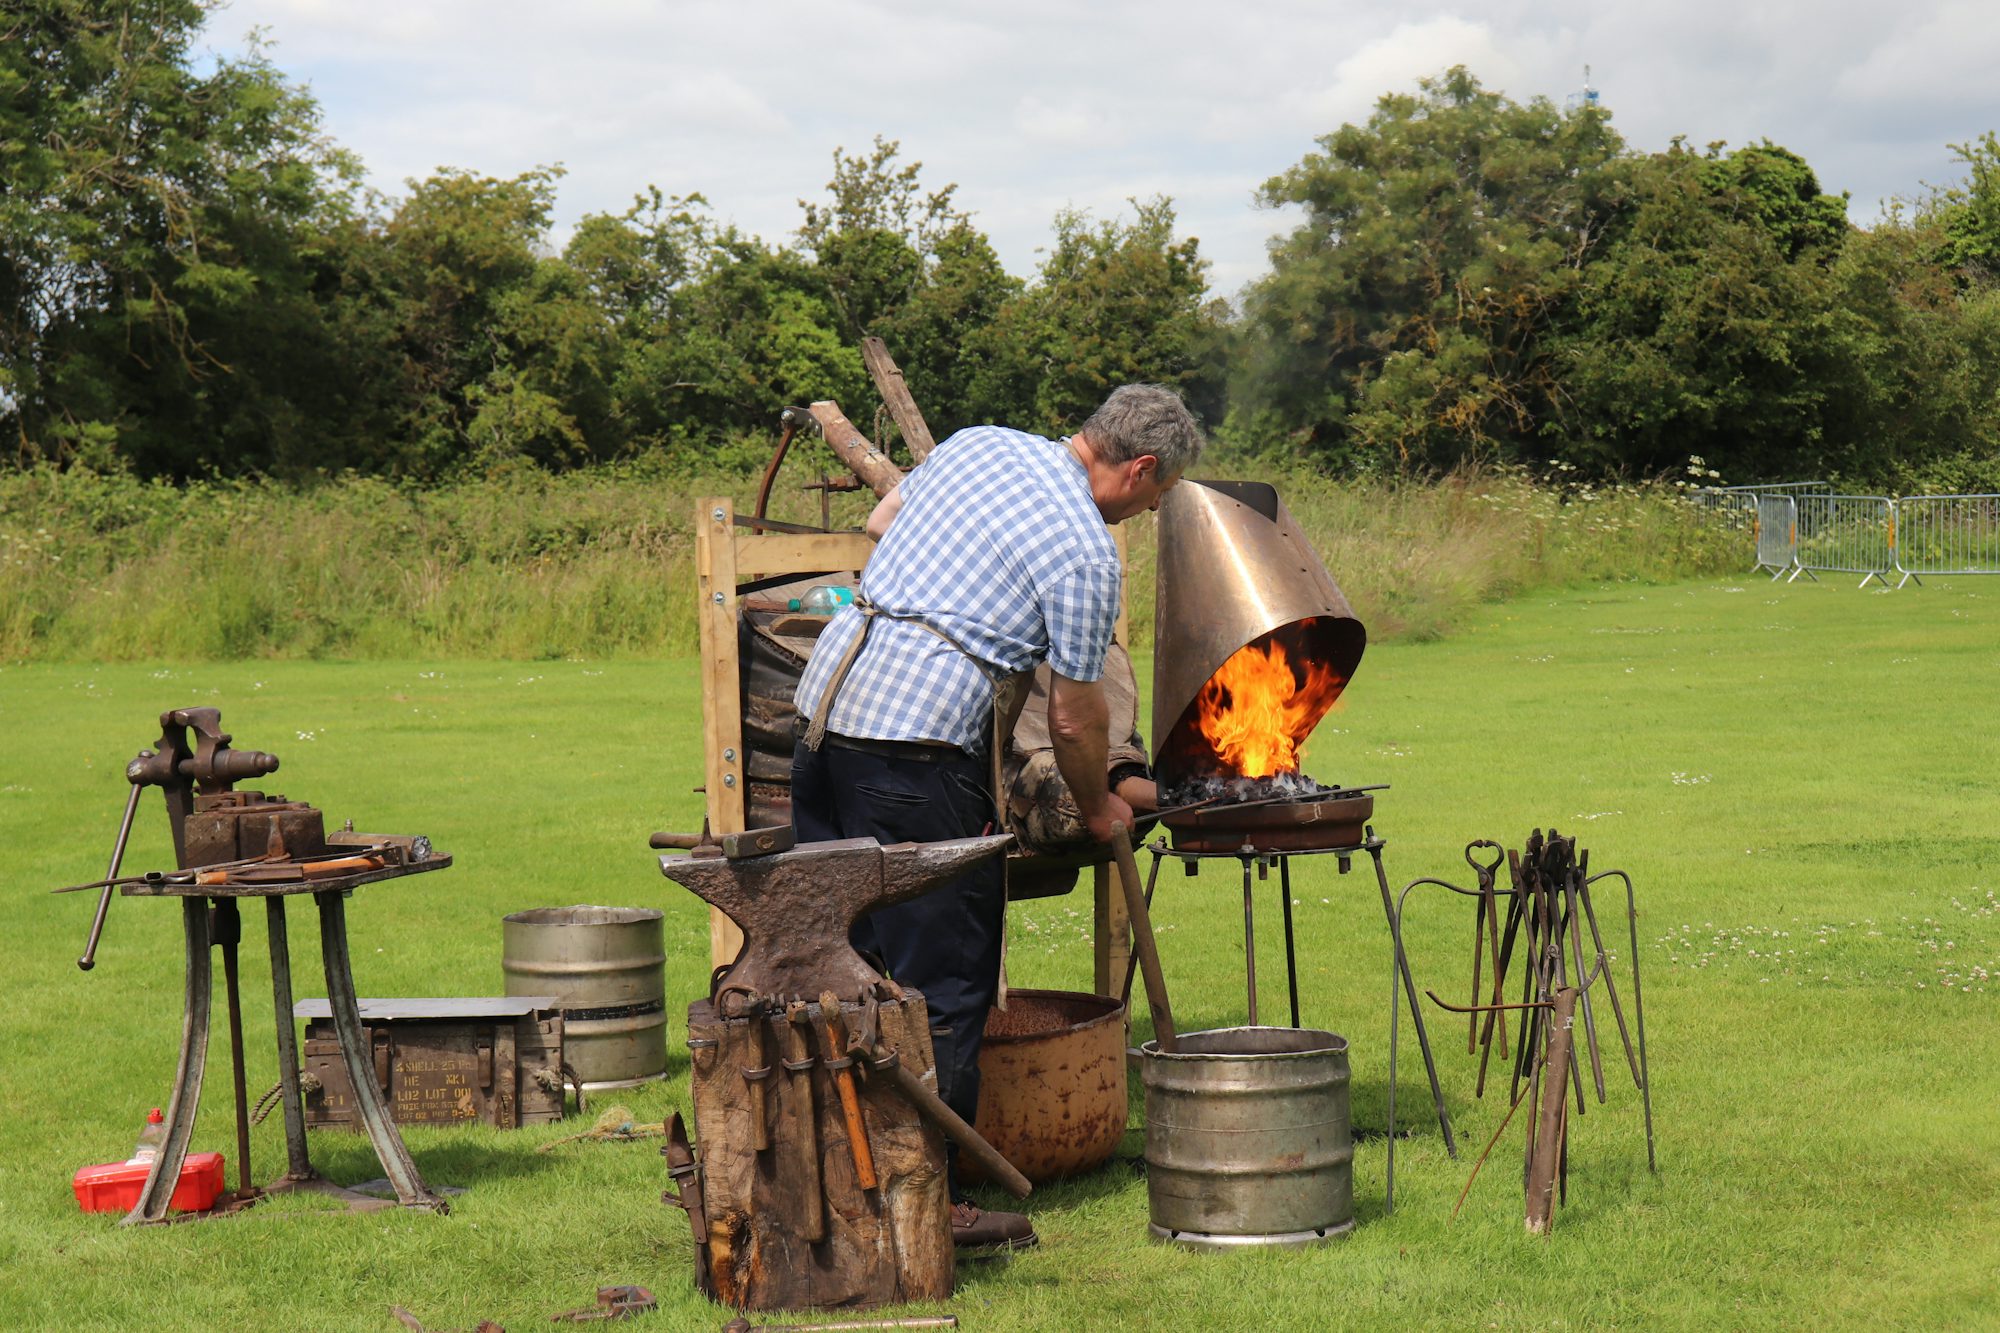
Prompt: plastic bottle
<box><xmin>129</xmin><ymin>1108</ymin><xmax>166</xmax><ymax>1165</ymax></box>
<box><xmin>790</xmin><ymin>584</ymin><xmax>855</xmax><ymax>615</ymax></box>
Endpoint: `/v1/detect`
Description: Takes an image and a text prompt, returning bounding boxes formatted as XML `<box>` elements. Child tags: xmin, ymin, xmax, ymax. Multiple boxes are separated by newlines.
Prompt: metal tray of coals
<box><xmin>1162</xmin><ymin>791</ymin><xmax>1374</xmax><ymax>853</ymax></box>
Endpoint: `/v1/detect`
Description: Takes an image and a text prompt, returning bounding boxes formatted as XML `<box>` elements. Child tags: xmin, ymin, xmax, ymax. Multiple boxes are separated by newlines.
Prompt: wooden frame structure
<box><xmin>694</xmin><ymin>496</ymin><xmax>1131</xmax><ymax>998</ymax></box>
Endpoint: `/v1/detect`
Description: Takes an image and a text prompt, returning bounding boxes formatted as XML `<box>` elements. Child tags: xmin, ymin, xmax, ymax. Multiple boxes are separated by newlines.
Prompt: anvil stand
<box><xmin>120</xmin><ymin>862</ymin><xmax>455</xmax><ymax>1224</ymax></box>
<box><xmin>1130</xmin><ymin>829</ymin><xmax>1458</xmax><ymax>1161</ymax></box>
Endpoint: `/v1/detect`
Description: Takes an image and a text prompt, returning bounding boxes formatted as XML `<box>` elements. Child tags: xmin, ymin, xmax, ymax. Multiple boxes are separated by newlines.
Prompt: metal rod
<box><xmin>1576</xmin><ymin>879</ymin><xmax>1641</xmax><ymax>1087</ymax></box>
<box><xmin>1595</xmin><ymin>868</ymin><xmax>1657</xmax><ymax>1173</ymax></box>
<box><xmin>78</xmin><ymin>783</ymin><xmax>143</xmax><ymax>970</ymax></box>
<box><xmin>265</xmin><ymin>896</ymin><xmax>315</xmax><ymax>1181</ymax></box>
<box><xmin>1376</xmin><ymin>847</ymin><xmax>1456</xmax><ymax>1157</ymax></box>
<box><xmin>317</xmin><ymin>889</ymin><xmax>447</xmax><ymax>1212</ymax></box>
<box><xmin>1240</xmin><ymin>854</ymin><xmax>1258</xmax><ymax>1026</ymax></box>
<box><xmin>1565</xmin><ymin>860</ymin><xmax>1608</xmax><ymax>1103</ymax></box>
<box><xmin>215</xmin><ymin>900</ymin><xmax>255</xmax><ymax>1196</ymax></box>
<box><xmin>1279</xmin><ymin>856</ymin><xmax>1300</xmax><ymax>1028</ymax></box>
<box><xmin>124</xmin><ymin>897</ymin><xmax>213</xmax><ymax>1225</ymax></box>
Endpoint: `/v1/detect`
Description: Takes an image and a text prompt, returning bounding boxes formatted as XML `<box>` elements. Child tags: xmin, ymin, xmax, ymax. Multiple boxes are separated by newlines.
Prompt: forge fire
<box><xmin>1158</xmin><ymin>620</ymin><xmax>1347</xmax><ymax>807</ymax></box>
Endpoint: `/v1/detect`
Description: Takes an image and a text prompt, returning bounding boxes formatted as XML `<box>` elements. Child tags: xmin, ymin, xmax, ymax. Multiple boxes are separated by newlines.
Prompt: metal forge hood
<box><xmin>1150</xmin><ymin>479</ymin><xmax>1366</xmax><ymax>789</ymax></box>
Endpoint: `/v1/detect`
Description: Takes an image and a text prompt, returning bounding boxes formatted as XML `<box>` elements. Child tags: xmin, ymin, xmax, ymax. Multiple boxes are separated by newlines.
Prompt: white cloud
<box><xmin>1300</xmin><ymin>17</ymin><xmax>1530</xmax><ymax>128</ymax></box>
<box><xmin>205</xmin><ymin>0</ymin><xmax>2000</xmax><ymax>295</ymax></box>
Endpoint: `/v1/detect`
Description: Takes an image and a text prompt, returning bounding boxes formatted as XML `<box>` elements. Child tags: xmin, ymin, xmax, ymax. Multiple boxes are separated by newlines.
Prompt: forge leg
<box><xmin>1240</xmin><ymin>854</ymin><xmax>1258</xmax><ymax>1026</ymax></box>
<box><xmin>215</xmin><ymin>899</ymin><xmax>256</xmax><ymax>1197</ymax></box>
<box><xmin>1373</xmin><ymin>844</ymin><xmax>1457</xmax><ymax>1158</ymax></box>
<box><xmin>316</xmin><ymin>889</ymin><xmax>447</xmax><ymax>1213</ymax></box>
<box><xmin>264</xmin><ymin>897</ymin><xmax>315</xmax><ymax>1182</ymax></box>
<box><xmin>1279</xmin><ymin>856</ymin><xmax>1301</xmax><ymax>1029</ymax></box>
<box><xmin>123</xmin><ymin>898</ymin><xmax>212</xmax><ymax>1225</ymax></box>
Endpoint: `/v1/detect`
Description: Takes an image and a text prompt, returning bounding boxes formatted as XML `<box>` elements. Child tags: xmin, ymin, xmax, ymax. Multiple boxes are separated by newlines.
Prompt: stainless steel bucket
<box><xmin>502</xmin><ymin>905</ymin><xmax>667</xmax><ymax>1090</ymax></box>
<box><xmin>1142</xmin><ymin>1026</ymin><xmax>1354</xmax><ymax>1248</ymax></box>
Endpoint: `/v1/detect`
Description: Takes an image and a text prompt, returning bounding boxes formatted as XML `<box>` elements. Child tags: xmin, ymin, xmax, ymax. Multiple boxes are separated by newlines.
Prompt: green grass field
<box><xmin>4</xmin><ymin>576</ymin><xmax>1997</xmax><ymax>1331</ymax></box>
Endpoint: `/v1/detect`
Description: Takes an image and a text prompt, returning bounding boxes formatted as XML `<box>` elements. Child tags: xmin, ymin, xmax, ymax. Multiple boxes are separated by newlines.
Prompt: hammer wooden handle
<box><xmin>818</xmin><ymin>993</ymin><xmax>877</xmax><ymax>1190</ymax></box>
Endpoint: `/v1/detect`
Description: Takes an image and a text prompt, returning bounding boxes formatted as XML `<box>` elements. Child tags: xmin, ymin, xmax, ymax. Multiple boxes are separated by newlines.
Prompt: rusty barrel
<box><xmin>967</xmin><ymin>989</ymin><xmax>1127</xmax><ymax>1184</ymax></box>
<box><xmin>1142</xmin><ymin>1026</ymin><xmax>1353</xmax><ymax>1248</ymax></box>
<box><xmin>502</xmin><ymin>906</ymin><xmax>666</xmax><ymax>1090</ymax></box>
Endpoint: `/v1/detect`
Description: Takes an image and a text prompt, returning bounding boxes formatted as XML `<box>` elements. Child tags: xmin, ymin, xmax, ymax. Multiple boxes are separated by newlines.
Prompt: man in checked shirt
<box><xmin>792</xmin><ymin>383</ymin><xmax>1202</xmax><ymax>1251</ymax></box>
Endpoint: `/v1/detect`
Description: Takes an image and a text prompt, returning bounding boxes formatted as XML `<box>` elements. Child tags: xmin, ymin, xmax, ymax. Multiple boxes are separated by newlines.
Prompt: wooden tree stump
<box><xmin>686</xmin><ymin>992</ymin><xmax>952</xmax><ymax>1312</ymax></box>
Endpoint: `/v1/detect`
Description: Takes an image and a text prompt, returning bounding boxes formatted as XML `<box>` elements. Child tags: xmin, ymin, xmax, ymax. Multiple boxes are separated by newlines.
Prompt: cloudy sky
<box><xmin>203</xmin><ymin>0</ymin><xmax>2000</xmax><ymax>301</ymax></box>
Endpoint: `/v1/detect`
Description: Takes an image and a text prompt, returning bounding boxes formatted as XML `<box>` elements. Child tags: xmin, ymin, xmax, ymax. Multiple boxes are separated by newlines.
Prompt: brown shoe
<box><xmin>951</xmin><ymin>1200</ymin><xmax>1038</xmax><ymax>1251</ymax></box>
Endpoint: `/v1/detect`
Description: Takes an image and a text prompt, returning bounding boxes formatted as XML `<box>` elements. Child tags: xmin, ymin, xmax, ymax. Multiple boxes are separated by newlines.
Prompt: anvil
<box><xmin>659</xmin><ymin>834</ymin><xmax>1012</xmax><ymax>1001</ymax></box>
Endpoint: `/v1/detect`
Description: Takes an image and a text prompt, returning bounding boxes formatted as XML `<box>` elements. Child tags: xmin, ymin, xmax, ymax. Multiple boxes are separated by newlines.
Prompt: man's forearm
<box><xmin>1047</xmin><ymin>676</ymin><xmax>1112</xmax><ymax>822</ymax></box>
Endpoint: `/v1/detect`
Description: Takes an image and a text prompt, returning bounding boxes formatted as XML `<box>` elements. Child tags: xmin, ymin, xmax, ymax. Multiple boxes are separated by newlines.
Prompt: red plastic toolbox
<box><xmin>72</xmin><ymin>1153</ymin><xmax>225</xmax><ymax>1215</ymax></box>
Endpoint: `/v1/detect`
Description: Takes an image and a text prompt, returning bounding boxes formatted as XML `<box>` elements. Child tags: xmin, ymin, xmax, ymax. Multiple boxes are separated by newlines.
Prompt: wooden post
<box><xmin>695</xmin><ymin>498</ymin><xmax>748</xmax><ymax>968</ymax></box>
<box><xmin>860</xmin><ymin>337</ymin><xmax>937</xmax><ymax>464</ymax></box>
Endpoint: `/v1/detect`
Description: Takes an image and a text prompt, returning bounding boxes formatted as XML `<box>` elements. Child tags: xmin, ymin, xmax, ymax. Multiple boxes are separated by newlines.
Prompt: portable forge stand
<box><xmin>59</xmin><ymin>708</ymin><xmax>453</xmax><ymax>1223</ymax></box>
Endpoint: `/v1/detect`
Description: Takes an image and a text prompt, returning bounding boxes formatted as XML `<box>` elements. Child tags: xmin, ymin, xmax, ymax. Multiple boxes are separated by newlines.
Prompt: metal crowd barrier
<box><xmin>1892</xmin><ymin>495</ymin><xmax>2000</xmax><ymax>588</ymax></box>
<box><xmin>1789</xmin><ymin>495</ymin><xmax>1896</xmax><ymax>587</ymax></box>
<box><xmin>1702</xmin><ymin>485</ymin><xmax>2000</xmax><ymax>588</ymax></box>
<box><xmin>1754</xmin><ymin>496</ymin><xmax>1796</xmax><ymax>577</ymax></box>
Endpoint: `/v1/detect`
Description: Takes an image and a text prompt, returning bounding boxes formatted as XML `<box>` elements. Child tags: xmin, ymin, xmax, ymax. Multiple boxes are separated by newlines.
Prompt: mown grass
<box><xmin>4</xmin><ymin>576</ymin><xmax>1996</xmax><ymax>1330</ymax></box>
<box><xmin>1</xmin><ymin>461</ymin><xmax>1741</xmax><ymax>662</ymax></box>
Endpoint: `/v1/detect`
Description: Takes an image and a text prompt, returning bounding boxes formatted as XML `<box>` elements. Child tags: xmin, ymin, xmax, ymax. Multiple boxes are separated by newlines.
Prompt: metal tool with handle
<box><xmin>1110</xmin><ymin>823</ymin><xmax>1177</xmax><ymax>1053</ymax></box>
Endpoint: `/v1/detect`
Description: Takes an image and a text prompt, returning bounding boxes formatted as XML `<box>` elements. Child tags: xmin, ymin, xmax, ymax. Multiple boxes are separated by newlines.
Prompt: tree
<box><xmin>967</xmin><ymin>199</ymin><xmax>1220</xmax><ymax>435</ymax></box>
<box><xmin>795</xmin><ymin>139</ymin><xmax>1019</xmax><ymax>439</ymax></box>
<box><xmin>1</xmin><ymin>0</ymin><xmax>366</xmax><ymax>474</ymax></box>
<box><xmin>1238</xmin><ymin>67</ymin><xmax>1625</xmax><ymax>472</ymax></box>
<box><xmin>1933</xmin><ymin>131</ymin><xmax>2000</xmax><ymax>285</ymax></box>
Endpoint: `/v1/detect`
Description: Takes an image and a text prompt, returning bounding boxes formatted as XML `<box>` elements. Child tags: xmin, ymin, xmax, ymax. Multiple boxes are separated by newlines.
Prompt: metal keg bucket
<box><xmin>503</xmin><ymin>906</ymin><xmax>667</xmax><ymax>1091</ymax></box>
<box><xmin>1142</xmin><ymin>1026</ymin><xmax>1354</xmax><ymax>1248</ymax></box>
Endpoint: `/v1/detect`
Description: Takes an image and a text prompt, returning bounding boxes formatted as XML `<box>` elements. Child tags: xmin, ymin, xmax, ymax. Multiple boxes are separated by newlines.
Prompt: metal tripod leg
<box><xmin>265</xmin><ymin>896</ymin><xmax>315</xmax><ymax>1183</ymax></box>
<box><xmin>316</xmin><ymin>889</ymin><xmax>447</xmax><ymax>1213</ymax></box>
<box><xmin>124</xmin><ymin>898</ymin><xmax>212</xmax><ymax>1225</ymax></box>
<box><xmin>1374</xmin><ymin>844</ymin><xmax>1457</xmax><ymax>1158</ymax></box>
<box><xmin>1279</xmin><ymin>857</ymin><xmax>1301</xmax><ymax>1029</ymax></box>
<box><xmin>1240</xmin><ymin>854</ymin><xmax>1258</xmax><ymax>1026</ymax></box>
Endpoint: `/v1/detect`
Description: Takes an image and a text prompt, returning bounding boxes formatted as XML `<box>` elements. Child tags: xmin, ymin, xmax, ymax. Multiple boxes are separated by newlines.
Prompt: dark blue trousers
<box><xmin>790</xmin><ymin>738</ymin><xmax>1003</xmax><ymax>1193</ymax></box>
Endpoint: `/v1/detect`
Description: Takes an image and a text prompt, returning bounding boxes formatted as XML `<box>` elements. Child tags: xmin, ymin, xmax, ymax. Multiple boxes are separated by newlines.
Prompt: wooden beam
<box><xmin>861</xmin><ymin>337</ymin><xmax>937</xmax><ymax>464</ymax></box>
<box><xmin>733</xmin><ymin>531</ymin><xmax>875</xmax><ymax>579</ymax></box>
<box><xmin>695</xmin><ymin>497</ymin><xmax>747</xmax><ymax>968</ymax></box>
<box><xmin>807</xmin><ymin>400</ymin><xmax>903</xmax><ymax>497</ymax></box>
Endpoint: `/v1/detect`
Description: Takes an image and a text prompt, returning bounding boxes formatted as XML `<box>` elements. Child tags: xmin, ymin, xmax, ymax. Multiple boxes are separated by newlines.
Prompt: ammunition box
<box><xmin>295</xmin><ymin>997</ymin><xmax>569</xmax><ymax>1130</ymax></box>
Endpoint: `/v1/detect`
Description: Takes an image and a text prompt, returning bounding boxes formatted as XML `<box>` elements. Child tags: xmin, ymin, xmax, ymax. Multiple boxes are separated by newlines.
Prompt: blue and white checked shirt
<box><xmin>794</xmin><ymin>426</ymin><xmax>1122</xmax><ymax>753</ymax></box>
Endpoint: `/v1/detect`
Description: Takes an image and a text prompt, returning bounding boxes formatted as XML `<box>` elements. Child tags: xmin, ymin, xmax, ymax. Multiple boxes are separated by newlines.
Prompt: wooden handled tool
<box><xmin>746</xmin><ymin>1006</ymin><xmax>772</xmax><ymax>1153</ymax></box>
<box><xmin>854</xmin><ymin>1038</ymin><xmax>1032</xmax><ymax>1200</ymax></box>
<box><xmin>783</xmin><ymin>1001</ymin><xmax>828</xmax><ymax>1244</ymax></box>
<box><xmin>818</xmin><ymin>993</ymin><xmax>877</xmax><ymax>1191</ymax></box>
<box><xmin>1110</xmin><ymin>823</ymin><xmax>1177</xmax><ymax>1053</ymax></box>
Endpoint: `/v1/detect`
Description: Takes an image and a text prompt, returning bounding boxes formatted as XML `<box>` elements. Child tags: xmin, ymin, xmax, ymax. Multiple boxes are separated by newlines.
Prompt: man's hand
<box><xmin>1084</xmin><ymin>789</ymin><xmax>1138</xmax><ymax>845</ymax></box>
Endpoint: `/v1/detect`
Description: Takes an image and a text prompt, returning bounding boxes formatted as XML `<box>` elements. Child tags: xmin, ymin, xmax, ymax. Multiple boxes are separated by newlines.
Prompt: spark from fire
<box><xmin>1193</xmin><ymin>632</ymin><xmax>1343</xmax><ymax>778</ymax></box>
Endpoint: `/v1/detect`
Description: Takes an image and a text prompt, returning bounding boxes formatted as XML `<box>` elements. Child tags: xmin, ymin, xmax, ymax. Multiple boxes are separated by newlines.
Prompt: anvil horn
<box><xmin>660</xmin><ymin>834</ymin><xmax>1012</xmax><ymax>1002</ymax></box>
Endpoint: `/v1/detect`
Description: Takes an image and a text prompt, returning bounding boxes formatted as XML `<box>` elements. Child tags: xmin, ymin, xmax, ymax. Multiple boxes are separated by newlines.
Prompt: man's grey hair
<box><xmin>1079</xmin><ymin>384</ymin><xmax>1204</xmax><ymax>477</ymax></box>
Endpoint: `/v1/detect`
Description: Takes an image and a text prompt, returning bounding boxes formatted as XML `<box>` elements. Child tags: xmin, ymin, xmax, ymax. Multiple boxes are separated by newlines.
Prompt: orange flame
<box><xmin>1193</xmin><ymin>634</ymin><xmax>1343</xmax><ymax>778</ymax></box>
